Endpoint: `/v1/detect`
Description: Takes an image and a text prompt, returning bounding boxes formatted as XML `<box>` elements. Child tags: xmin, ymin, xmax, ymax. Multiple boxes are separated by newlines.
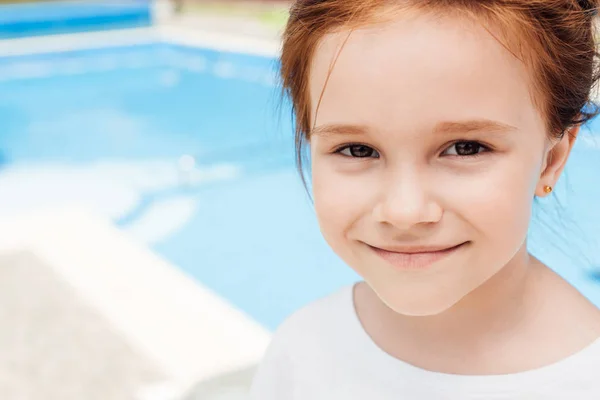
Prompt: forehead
<box><xmin>309</xmin><ymin>12</ymin><xmax>538</xmax><ymax>135</ymax></box>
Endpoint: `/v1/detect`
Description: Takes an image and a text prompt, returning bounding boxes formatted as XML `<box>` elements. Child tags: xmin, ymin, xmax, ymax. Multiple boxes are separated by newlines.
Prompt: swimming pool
<box><xmin>0</xmin><ymin>41</ymin><xmax>599</xmax><ymax>330</ymax></box>
<box><xmin>0</xmin><ymin>1</ymin><xmax>152</xmax><ymax>39</ymax></box>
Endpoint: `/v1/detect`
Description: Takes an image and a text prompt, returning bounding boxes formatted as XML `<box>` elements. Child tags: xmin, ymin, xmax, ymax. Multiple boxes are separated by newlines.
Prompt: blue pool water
<box><xmin>0</xmin><ymin>42</ymin><xmax>359</xmax><ymax>329</ymax></box>
<box><xmin>0</xmin><ymin>1</ymin><xmax>151</xmax><ymax>39</ymax></box>
<box><xmin>0</xmin><ymin>42</ymin><xmax>599</xmax><ymax>330</ymax></box>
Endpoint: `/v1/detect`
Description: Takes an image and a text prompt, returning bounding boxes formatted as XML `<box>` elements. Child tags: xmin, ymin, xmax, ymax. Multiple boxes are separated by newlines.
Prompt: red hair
<box><xmin>280</xmin><ymin>0</ymin><xmax>600</xmax><ymax>177</ymax></box>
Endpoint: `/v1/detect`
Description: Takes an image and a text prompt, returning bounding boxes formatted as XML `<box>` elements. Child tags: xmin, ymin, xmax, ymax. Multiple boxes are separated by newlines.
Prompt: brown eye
<box><xmin>339</xmin><ymin>144</ymin><xmax>379</xmax><ymax>158</ymax></box>
<box><xmin>444</xmin><ymin>141</ymin><xmax>487</xmax><ymax>157</ymax></box>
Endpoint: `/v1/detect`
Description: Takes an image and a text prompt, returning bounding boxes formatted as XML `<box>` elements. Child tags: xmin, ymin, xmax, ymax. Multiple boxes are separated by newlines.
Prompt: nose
<box><xmin>372</xmin><ymin>169</ymin><xmax>443</xmax><ymax>230</ymax></box>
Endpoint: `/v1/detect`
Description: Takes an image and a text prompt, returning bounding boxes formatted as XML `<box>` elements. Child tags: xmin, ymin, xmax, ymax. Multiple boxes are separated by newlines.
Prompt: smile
<box><xmin>367</xmin><ymin>242</ymin><xmax>468</xmax><ymax>270</ymax></box>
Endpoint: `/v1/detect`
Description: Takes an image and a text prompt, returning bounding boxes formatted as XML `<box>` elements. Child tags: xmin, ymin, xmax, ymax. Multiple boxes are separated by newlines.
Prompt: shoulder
<box><xmin>272</xmin><ymin>284</ymin><xmax>356</xmax><ymax>350</ymax></box>
<box><xmin>530</xmin><ymin>262</ymin><xmax>600</xmax><ymax>366</ymax></box>
<box><xmin>538</xmin><ymin>262</ymin><xmax>600</xmax><ymax>336</ymax></box>
<box><xmin>249</xmin><ymin>284</ymin><xmax>356</xmax><ymax>398</ymax></box>
<box><xmin>256</xmin><ymin>283</ymin><xmax>357</xmax><ymax>365</ymax></box>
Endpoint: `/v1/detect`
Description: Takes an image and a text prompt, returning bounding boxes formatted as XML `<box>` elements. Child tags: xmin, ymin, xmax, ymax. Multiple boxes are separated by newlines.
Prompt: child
<box><xmin>251</xmin><ymin>0</ymin><xmax>600</xmax><ymax>398</ymax></box>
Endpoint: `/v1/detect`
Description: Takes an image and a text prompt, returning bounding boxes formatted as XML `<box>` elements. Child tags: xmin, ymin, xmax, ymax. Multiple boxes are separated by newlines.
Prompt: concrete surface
<box><xmin>0</xmin><ymin>207</ymin><xmax>272</xmax><ymax>400</ymax></box>
<box><xmin>0</xmin><ymin>251</ymin><xmax>170</xmax><ymax>400</ymax></box>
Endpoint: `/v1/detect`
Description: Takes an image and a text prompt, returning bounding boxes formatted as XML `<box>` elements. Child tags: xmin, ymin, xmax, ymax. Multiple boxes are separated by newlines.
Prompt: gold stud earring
<box><xmin>543</xmin><ymin>185</ymin><xmax>553</xmax><ymax>194</ymax></box>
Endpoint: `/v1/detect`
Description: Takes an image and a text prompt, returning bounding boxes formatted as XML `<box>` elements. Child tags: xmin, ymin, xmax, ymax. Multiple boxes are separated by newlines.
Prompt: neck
<box><xmin>357</xmin><ymin>243</ymin><xmax>600</xmax><ymax>375</ymax></box>
<box><xmin>369</xmin><ymin>244</ymin><xmax>540</xmax><ymax>350</ymax></box>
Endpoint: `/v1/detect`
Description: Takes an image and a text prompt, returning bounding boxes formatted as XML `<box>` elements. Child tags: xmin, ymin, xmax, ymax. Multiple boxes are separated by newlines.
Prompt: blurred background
<box><xmin>0</xmin><ymin>1</ymin><xmax>599</xmax><ymax>399</ymax></box>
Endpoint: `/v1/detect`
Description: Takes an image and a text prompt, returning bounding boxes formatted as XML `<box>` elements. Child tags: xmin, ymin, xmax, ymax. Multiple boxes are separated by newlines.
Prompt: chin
<box><xmin>387</xmin><ymin>301</ymin><xmax>457</xmax><ymax>317</ymax></box>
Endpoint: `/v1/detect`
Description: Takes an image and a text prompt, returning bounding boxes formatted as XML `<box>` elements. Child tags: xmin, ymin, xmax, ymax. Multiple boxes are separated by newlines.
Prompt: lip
<box><xmin>367</xmin><ymin>242</ymin><xmax>468</xmax><ymax>270</ymax></box>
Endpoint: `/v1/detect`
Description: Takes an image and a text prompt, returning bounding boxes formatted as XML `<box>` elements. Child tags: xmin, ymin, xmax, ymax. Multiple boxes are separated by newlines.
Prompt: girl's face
<box><xmin>309</xmin><ymin>12</ymin><xmax>567</xmax><ymax>315</ymax></box>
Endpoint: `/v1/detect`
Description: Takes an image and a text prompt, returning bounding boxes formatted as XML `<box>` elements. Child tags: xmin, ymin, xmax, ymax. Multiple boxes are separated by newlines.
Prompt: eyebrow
<box><xmin>311</xmin><ymin>124</ymin><xmax>369</xmax><ymax>137</ymax></box>
<box><xmin>311</xmin><ymin>119</ymin><xmax>517</xmax><ymax>137</ymax></box>
<box><xmin>432</xmin><ymin>119</ymin><xmax>517</xmax><ymax>135</ymax></box>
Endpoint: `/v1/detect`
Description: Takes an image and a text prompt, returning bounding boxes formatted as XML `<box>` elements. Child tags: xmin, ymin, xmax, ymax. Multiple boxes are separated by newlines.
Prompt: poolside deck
<box><xmin>0</xmin><ymin>206</ymin><xmax>271</xmax><ymax>399</ymax></box>
<box><xmin>0</xmin><ymin>251</ymin><xmax>168</xmax><ymax>400</ymax></box>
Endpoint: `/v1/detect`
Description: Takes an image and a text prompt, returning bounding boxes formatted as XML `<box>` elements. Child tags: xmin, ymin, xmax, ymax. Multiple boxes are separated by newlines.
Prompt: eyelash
<box><xmin>333</xmin><ymin>141</ymin><xmax>491</xmax><ymax>159</ymax></box>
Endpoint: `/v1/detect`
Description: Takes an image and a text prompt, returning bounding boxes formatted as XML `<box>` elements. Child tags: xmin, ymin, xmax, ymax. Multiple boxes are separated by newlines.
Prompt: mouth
<box><xmin>366</xmin><ymin>242</ymin><xmax>468</xmax><ymax>270</ymax></box>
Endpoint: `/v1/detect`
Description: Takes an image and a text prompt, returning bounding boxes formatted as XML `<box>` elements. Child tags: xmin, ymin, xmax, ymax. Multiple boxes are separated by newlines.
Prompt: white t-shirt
<box><xmin>250</xmin><ymin>284</ymin><xmax>600</xmax><ymax>399</ymax></box>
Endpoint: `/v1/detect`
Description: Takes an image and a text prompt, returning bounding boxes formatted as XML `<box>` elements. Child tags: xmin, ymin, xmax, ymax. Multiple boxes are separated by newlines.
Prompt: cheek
<box><xmin>312</xmin><ymin>159</ymin><xmax>343</xmax><ymax>236</ymax></box>
<box><xmin>445</xmin><ymin>156</ymin><xmax>540</xmax><ymax>244</ymax></box>
<box><xmin>311</xmin><ymin>157</ymin><xmax>376</xmax><ymax>241</ymax></box>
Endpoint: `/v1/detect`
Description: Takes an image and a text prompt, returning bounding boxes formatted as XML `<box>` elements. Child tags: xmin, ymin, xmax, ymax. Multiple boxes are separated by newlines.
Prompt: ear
<box><xmin>536</xmin><ymin>125</ymin><xmax>580</xmax><ymax>197</ymax></box>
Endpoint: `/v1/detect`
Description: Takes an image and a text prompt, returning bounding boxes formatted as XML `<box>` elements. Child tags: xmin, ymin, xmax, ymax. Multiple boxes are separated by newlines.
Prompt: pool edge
<box><xmin>0</xmin><ymin>25</ymin><xmax>280</xmax><ymax>58</ymax></box>
<box><xmin>0</xmin><ymin>206</ymin><xmax>271</xmax><ymax>395</ymax></box>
